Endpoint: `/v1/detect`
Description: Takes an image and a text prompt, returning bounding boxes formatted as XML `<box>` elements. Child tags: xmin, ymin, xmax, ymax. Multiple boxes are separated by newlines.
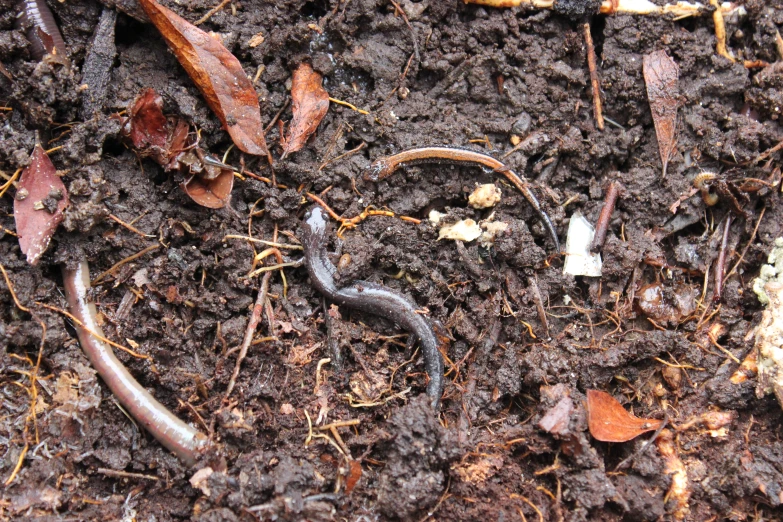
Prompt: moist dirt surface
<box><xmin>2</xmin><ymin>0</ymin><xmax>783</xmax><ymax>520</ymax></box>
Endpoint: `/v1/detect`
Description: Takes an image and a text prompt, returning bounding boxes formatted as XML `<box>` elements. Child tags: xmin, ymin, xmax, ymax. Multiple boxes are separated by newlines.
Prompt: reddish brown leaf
<box><xmin>138</xmin><ymin>0</ymin><xmax>269</xmax><ymax>157</ymax></box>
<box><xmin>13</xmin><ymin>145</ymin><xmax>69</xmax><ymax>265</ymax></box>
<box><xmin>181</xmin><ymin>168</ymin><xmax>234</xmax><ymax>208</ymax></box>
<box><xmin>164</xmin><ymin>117</ymin><xmax>192</xmax><ymax>170</ymax></box>
<box><xmin>282</xmin><ymin>63</ymin><xmax>329</xmax><ymax>158</ymax></box>
<box><xmin>643</xmin><ymin>50</ymin><xmax>680</xmax><ymax>177</ymax></box>
<box><xmin>344</xmin><ymin>460</ymin><xmax>362</xmax><ymax>494</ymax></box>
<box><xmin>586</xmin><ymin>390</ymin><xmax>663</xmax><ymax>443</ymax></box>
<box><xmin>126</xmin><ymin>88</ymin><xmax>168</xmax><ymax>152</ymax></box>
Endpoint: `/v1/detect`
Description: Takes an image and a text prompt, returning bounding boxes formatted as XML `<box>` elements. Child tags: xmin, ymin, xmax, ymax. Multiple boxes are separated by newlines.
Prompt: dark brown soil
<box><xmin>2</xmin><ymin>0</ymin><xmax>783</xmax><ymax>520</ymax></box>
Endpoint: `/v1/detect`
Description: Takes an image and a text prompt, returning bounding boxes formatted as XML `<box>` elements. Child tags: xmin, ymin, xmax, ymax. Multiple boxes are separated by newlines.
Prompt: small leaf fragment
<box><xmin>126</xmin><ymin>88</ymin><xmax>168</xmax><ymax>152</ymax></box>
<box><xmin>13</xmin><ymin>145</ymin><xmax>69</xmax><ymax>265</ymax></box>
<box><xmin>586</xmin><ymin>389</ymin><xmax>663</xmax><ymax>443</ymax></box>
<box><xmin>282</xmin><ymin>63</ymin><xmax>329</xmax><ymax>157</ymax></box>
<box><xmin>138</xmin><ymin>0</ymin><xmax>269</xmax><ymax>157</ymax></box>
<box><xmin>643</xmin><ymin>50</ymin><xmax>680</xmax><ymax>177</ymax></box>
<box><xmin>344</xmin><ymin>460</ymin><xmax>362</xmax><ymax>494</ymax></box>
<box><xmin>181</xmin><ymin>169</ymin><xmax>234</xmax><ymax>209</ymax></box>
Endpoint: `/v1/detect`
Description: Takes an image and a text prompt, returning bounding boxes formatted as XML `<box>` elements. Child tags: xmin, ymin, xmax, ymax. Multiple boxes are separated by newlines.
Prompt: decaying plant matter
<box><xmin>120</xmin><ymin>88</ymin><xmax>235</xmax><ymax>208</ymax></box>
<box><xmin>754</xmin><ymin>282</ymin><xmax>783</xmax><ymax>407</ymax></box>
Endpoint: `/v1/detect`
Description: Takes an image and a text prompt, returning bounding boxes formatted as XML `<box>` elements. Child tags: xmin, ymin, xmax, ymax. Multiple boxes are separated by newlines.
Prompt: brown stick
<box><xmin>591</xmin><ymin>181</ymin><xmax>621</xmax><ymax>252</ymax></box>
<box><xmin>713</xmin><ymin>215</ymin><xmax>732</xmax><ymax>303</ymax></box>
<box><xmin>583</xmin><ymin>23</ymin><xmax>604</xmax><ymax>131</ymax></box>
<box><xmin>96</xmin><ymin>468</ymin><xmax>160</xmax><ymax>481</ymax></box>
<box><xmin>224</xmin><ymin>272</ymin><xmax>272</xmax><ymax>399</ymax></box>
<box><xmin>528</xmin><ymin>276</ymin><xmax>550</xmax><ymax>339</ymax></box>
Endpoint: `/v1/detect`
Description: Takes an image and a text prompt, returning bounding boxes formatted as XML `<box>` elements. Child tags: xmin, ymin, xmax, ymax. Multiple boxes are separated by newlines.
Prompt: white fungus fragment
<box><xmin>562</xmin><ymin>211</ymin><xmax>602</xmax><ymax>277</ymax></box>
<box><xmin>438</xmin><ymin>219</ymin><xmax>482</xmax><ymax>242</ymax></box>
<box><xmin>428</xmin><ymin>210</ymin><xmax>446</xmax><ymax>225</ymax></box>
<box><xmin>468</xmin><ymin>183</ymin><xmax>502</xmax><ymax>209</ymax></box>
<box><xmin>754</xmin><ymin>281</ymin><xmax>783</xmax><ymax>408</ymax></box>
<box><xmin>752</xmin><ymin>237</ymin><xmax>783</xmax><ymax>305</ymax></box>
<box><xmin>479</xmin><ymin>221</ymin><xmax>509</xmax><ymax>247</ymax></box>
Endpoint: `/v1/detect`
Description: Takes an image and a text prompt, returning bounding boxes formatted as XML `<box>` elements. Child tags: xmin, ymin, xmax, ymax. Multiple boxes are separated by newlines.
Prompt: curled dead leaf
<box><xmin>181</xmin><ymin>168</ymin><xmax>234</xmax><ymax>209</ymax></box>
<box><xmin>586</xmin><ymin>389</ymin><xmax>663</xmax><ymax>443</ymax></box>
<box><xmin>138</xmin><ymin>0</ymin><xmax>269</xmax><ymax>157</ymax></box>
<box><xmin>13</xmin><ymin>145</ymin><xmax>69</xmax><ymax>265</ymax></box>
<box><xmin>643</xmin><ymin>50</ymin><xmax>680</xmax><ymax>177</ymax></box>
<box><xmin>282</xmin><ymin>62</ymin><xmax>329</xmax><ymax>158</ymax></box>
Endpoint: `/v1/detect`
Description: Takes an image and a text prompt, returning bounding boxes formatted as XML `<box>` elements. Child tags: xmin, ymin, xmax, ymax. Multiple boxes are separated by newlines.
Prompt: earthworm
<box><xmin>363</xmin><ymin>146</ymin><xmax>560</xmax><ymax>251</ymax></box>
<box><xmin>62</xmin><ymin>259</ymin><xmax>208</xmax><ymax>465</ymax></box>
<box><xmin>302</xmin><ymin>207</ymin><xmax>445</xmax><ymax>408</ymax></box>
<box><xmin>16</xmin><ymin>0</ymin><xmax>67</xmax><ymax>61</ymax></box>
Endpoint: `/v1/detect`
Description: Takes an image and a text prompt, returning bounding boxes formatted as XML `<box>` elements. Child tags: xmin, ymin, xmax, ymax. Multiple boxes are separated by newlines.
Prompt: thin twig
<box><xmin>195</xmin><ymin>0</ymin><xmax>231</xmax><ymax>25</ymax></box>
<box><xmin>319</xmin><ymin>142</ymin><xmax>367</xmax><ymax>171</ymax></box>
<box><xmin>96</xmin><ymin>468</ymin><xmax>159</xmax><ymax>481</ymax></box>
<box><xmin>3</xmin><ymin>444</ymin><xmax>28</xmax><ymax>486</ymax></box>
<box><xmin>328</xmin><ymin>97</ymin><xmax>370</xmax><ymax>115</ymax></box>
<box><xmin>224</xmin><ymin>235</ymin><xmax>302</xmax><ymax>250</ymax></box>
<box><xmin>108</xmin><ymin>214</ymin><xmax>154</xmax><ymax>238</ymax></box>
<box><xmin>613</xmin><ymin>412</ymin><xmax>669</xmax><ymax>471</ymax></box>
<box><xmin>591</xmin><ymin>181</ymin><xmax>621</xmax><ymax>252</ymax></box>
<box><xmin>713</xmin><ymin>214</ymin><xmax>732</xmax><ymax>303</ymax></box>
<box><xmin>528</xmin><ymin>276</ymin><xmax>550</xmax><ymax>339</ymax></box>
<box><xmin>0</xmin><ymin>168</ymin><xmax>21</xmax><ymax>199</ymax></box>
<box><xmin>36</xmin><ymin>302</ymin><xmax>151</xmax><ymax>360</ymax></box>
<box><xmin>726</xmin><ymin>207</ymin><xmax>765</xmax><ymax>280</ymax></box>
<box><xmin>583</xmin><ymin>23</ymin><xmax>604</xmax><ymax>131</ymax></box>
<box><xmin>92</xmin><ymin>245</ymin><xmax>160</xmax><ymax>285</ymax></box>
<box><xmin>224</xmin><ymin>272</ymin><xmax>272</xmax><ymax>399</ymax></box>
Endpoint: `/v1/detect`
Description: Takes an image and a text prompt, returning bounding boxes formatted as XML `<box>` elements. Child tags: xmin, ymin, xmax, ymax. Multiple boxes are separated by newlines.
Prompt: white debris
<box><xmin>132</xmin><ymin>268</ymin><xmax>150</xmax><ymax>287</ymax></box>
<box><xmin>429</xmin><ymin>210</ymin><xmax>446</xmax><ymax>225</ymax></box>
<box><xmin>190</xmin><ymin>467</ymin><xmax>214</xmax><ymax>497</ymax></box>
<box><xmin>562</xmin><ymin>211</ymin><xmax>602</xmax><ymax>277</ymax></box>
<box><xmin>479</xmin><ymin>221</ymin><xmax>509</xmax><ymax>247</ymax></box>
<box><xmin>752</xmin><ymin>237</ymin><xmax>783</xmax><ymax>305</ymax></box>
<box><xmin>438</xmin><ymin>219</ymin><xmax>482</xmax><ymax>242</ymax></box>
<box><xmin>754</xmin><ymin>281</ymin><xmax>783</xmax><ymax>408</ymax></box>
<box><xmin>468</xmin><ymin>183</ymin><xmax>502</xmax><ymax>209</ymax></box>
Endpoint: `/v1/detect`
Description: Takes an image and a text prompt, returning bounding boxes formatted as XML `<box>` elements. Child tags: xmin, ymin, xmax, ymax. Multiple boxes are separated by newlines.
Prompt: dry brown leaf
<box><xmin>181</xmin><ymin>168</ymin><xmax>234</xmax><ymax>209</ymax></box>
<box><xmin>282</xmin><ymin>62</ymin><xmax>329</xmax><ymax>158</ymax></box>
<box><xmin>138</xmin><ymin>0</ymin><xmax>269</xmax><ymax>157</ymax></box>
<box><xmin>13</xmin><ymin>145</ymin><xmax>69</xmax><ymax>265</ymax></box>
<box><xmin>643</xmin><ymin>50</ymin><xmax>680</xmax><ymax>177</ymax></box>
<box><xmin>586</xmin><ymin>389</ymin><xmax>663</xmax><ymax>443</ymax></box>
